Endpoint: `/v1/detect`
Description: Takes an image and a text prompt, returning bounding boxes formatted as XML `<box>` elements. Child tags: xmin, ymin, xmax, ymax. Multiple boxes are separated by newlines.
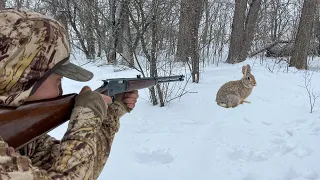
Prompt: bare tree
<box><xmin>176</xmin><ymin>0</ymin><xmax>203</xmax><ymax>83</ymax></box>
<box><xmin>117</xmin><ymin>0</ymin><xmax>134</xmax><ymax>67</ymax></box>
<box><xmin>252</xmin><ymin>0</ymin><xmax>306</xmax><ymax>58</ymax></box>
<box><xmin>199</xmin><ymin>1</ymin><xmax>233</xmax><ymax>66</ymax></box>
<box><xmin>107</xmin><ymin>0</ymin><xmax>118</xmax><ymax>64</ymax></box>
<box><xmin>84</xmin><ymin>0</ymin><xmax>96</xmax><ymax>59</ymax></box>
<box><xmin>289</xmin><ymin>0</ymin><xmax>318</xmax><ymax>69</ymax></box>
<box><xmin>15</xmin><ymin>0</ymin><xmax>23</xmax><ymax>8</ymax></box>
<box><xmin>150</xmin><ymin>0</ymin><xmax>164</xmax><ymax>106</ymax></box>
<box><xmin>301</xmin><ymin>71</ymin><xmax>320</xmax><ymax>113</ymax></box>
<box><xmin>313</xmin><ymin>5</ymin><xmax>320</xmax><ymax>55</ymax></box>
<box><xmin>0</xmin><ymin>0</ymin><xmax>7</xmax><ymax>9</ymax></box>
<box><xmin>227</xmin><ymin>0</ymin><xmax>262</xmax><ymax>64</ymax></box>
<box><xmin>190</xmin><ymin>0</ymin><xmax>202</xmax><ymax>83</ymax></box>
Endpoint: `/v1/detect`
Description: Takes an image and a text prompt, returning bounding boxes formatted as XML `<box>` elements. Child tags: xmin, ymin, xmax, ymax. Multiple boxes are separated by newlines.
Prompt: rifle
<box><xmin>0</xmin><ymin>75</ymin><xmax>185</xmax><ymax>150</ymax></box>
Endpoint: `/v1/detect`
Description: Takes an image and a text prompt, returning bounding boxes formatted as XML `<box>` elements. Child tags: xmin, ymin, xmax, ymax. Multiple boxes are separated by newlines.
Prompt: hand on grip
<box><xmin>113</xmin><ymin>90</ymin><xmax>139</xmax><ymax>110</ymax></box>
<box><xmin>79</xmin><ymin>86</ymin><xmax>112</xmax><ymax>110</ymax></box>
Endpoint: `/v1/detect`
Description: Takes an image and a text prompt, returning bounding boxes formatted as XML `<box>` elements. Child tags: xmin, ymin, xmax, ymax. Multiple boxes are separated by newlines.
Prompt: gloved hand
<box><xmin>75</xmin><ymin>86</ymin><xmax>113</xmax><ymax>119</ymax></box>
<box><xmin>79</xmin><ymin>86</ymin><xmax>112</xmax><ymax>110</ymax></box>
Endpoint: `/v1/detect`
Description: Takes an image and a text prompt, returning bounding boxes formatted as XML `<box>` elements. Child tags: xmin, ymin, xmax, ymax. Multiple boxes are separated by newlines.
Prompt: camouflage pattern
<box><xmin>0</xmin><ymin>8</ymin><xmax>129</xmax><ymax>180</ymax></box>
<box><xmin>0</xmin><ymin>8</ymin><xmax>92</xmax><ymax>107</ymax></box>
<box><xmin>0</xmin><ymin>92</ymin><xmax>128</xmax><ymax>180</ymax></box>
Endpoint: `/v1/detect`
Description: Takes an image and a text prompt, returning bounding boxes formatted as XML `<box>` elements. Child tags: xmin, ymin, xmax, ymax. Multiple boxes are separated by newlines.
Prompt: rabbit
<box><xmin>215</xmin><ymin>64</ymin><xmax>257</xmax><ymax>108</ymax></box>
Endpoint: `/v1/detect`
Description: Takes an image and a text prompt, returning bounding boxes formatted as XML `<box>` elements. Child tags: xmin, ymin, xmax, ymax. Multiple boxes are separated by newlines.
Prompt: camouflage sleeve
<box><xmin>0</xmin><ymin>91</ymin><xmax>129</xmax><ymax>180</ymax></box>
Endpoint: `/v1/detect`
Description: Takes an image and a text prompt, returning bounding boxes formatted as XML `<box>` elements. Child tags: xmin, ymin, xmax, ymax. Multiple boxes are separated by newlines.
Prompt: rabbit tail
<box><xmin>217</xmin><ymin>94</ymin><xmax>241</xmax><ymax>108</ymax></box>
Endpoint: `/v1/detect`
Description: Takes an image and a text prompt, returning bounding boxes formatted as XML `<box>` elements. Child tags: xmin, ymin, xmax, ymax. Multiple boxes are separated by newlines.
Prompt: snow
<box><xmin>48</xmin><ymin>56</ymin><xmax>320</xmax><ymax>180</ymax></box>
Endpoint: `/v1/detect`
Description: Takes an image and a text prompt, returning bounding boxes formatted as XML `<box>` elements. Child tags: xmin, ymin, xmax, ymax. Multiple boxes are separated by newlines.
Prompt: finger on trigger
<box><xmin>126</xmin><ymin>92</ymin><xmax>138</xmax><ymax>98</ymax></box>
<box><xmin>123</xmin><ymin>98</ymin><xmax>137</xmax><ymax>104</ymax></box>
<box><xmin>102</xmin><ymin>95</ymin><xmax>112</xmax><ymax>105</ymax></box>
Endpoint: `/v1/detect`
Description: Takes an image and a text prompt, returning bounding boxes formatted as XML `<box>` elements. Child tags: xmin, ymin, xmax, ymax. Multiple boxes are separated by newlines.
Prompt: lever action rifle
<box><xmin>0</xmin><ymin>75</ymin><xmax>185</xmax><ymax>150</ymax></box>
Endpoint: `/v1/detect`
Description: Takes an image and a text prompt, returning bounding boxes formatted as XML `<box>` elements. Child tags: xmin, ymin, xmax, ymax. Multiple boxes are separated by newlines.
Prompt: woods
<box><xmin>1</xmin><ymin>0</ymin><xmax>319</xmax><ymax>105</ymax></box>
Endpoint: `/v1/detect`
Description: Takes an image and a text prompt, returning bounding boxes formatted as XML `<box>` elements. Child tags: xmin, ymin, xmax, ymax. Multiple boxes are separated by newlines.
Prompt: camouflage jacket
<box><xmin>0</xmin><ymin>91</ymin><xmax>128</xmax><ymax>180</ymax></box>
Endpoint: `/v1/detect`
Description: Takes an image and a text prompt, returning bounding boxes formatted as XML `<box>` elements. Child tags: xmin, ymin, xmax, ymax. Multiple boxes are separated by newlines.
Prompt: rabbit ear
<box><xmin>246</xmin><ymin>64</ymin><xmax>251</xmax><ymax>73</ymax></box>
<box><xmin>242</xmin><ymin>65</ymin><xmax>247</xmax><ymax>74</ymax></box>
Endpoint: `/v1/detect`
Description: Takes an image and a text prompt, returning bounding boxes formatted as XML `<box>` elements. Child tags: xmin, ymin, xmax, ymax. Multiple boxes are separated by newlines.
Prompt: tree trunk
<box><xmin>313</xmin><ymin>5</ymin><xmax>320</xmax><ymax>55</ymax></box>
<box><xmin>226</xmin><ymin>0</ymin><xmax>247</xmax><ymax>64</ymax></box>
<box><xmin>270</xmin><ymin>0</ymin><xmax>280</xmax><ymax>41</ymax></box>
<box><xmin>176</xmin><ymin>0</ymin><xmax>202</xmax><ymax>83</ymax></box>
<box><xmin>84</xmin><ymin>0</ymin><xmax>95</xmax><ymax>59</ymax></box>
<box><xmin>118</xmin><ymin>0</ymin><xmax>134</xmax><ymax>67</ymax></box>
<box><xmin>15</xmin><ymin>0</ymin><xmax>23</xmax><ymax>8</ymax></box>
<box><xmin>190</xmin><ymin>0</ymin><xmax>202</xmax><ymax>83</ymax></box>
<box><xmin>289</xmin><ymin>0</ymin><xmax>318</xmax><ymax>70</ymax></box>
<box><xmin>150</xmin><ymin>0</ymin><xmax>164</xmax><ymax>106</ymax></box>
<box><xmin>239</xmin><ymin>0</ymin><xmax>262</xmax><ymax>61</ymax></box>
<box><xmin>107</xmin><ymin>0</ymin><xmax>117</xmax><ymax>64</ymax></box>
<box><xmin>175</xmin><ymin>0</ymin><xmax>191</xmax><ymax>62</ymax></box>
<box><xmin>0</xmin><ymin>0</ymin><xmax>7</xmax><ymax>9</ymax></box>
<box><xmin>227</xmin><ymin>0</ymin><xmax>262</xmax><ymax>64</ymax></box>
<box><xmin>92</xmin><ymin>0</ymin><xmax>102</xmax><ymax>58</ymax></box>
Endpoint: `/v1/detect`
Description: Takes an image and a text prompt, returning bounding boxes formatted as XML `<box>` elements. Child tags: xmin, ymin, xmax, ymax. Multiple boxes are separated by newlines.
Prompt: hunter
<box><xmin>0</xmin><ymin>8</ymin><xmax>139</xmax><ymax>179</ymax></box>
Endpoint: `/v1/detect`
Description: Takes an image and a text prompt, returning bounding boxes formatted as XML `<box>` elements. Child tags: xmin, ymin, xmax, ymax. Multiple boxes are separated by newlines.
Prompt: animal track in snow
<box><xmin>270</xmin><ymin>139</ymin><xmax>312</xmax><ymax>158</ymax></box>
<box><xmin>292</xmin><ymin>147</ymin><xmax>313</xmax><ymax>158</ymax></box>
<box><xmin>270</xmin><ymin>138</ymin><xmax>297</xmax><ymax>156</ymax></box>
<box><xmin>134</xmin><ymin>148</ymin><xmax>174</xmax><ymax>165</ymax></box>
<box><xmin>243</xmin><ymin>117</ymin><xmax>252</xmax><ymax>123</ymax></box>
<box><xmin>269</xmin><ymin>130</ymin><xmax>291</xmax><ymax>138</ymax></box>
<box><xmin>283</xmin><ymin>167</ymin><xmax>318</xmax><ymax>180</ymax></box>
<box><xmin>242</xmin><ymin>174</ymin><xmax>257</xmax><ymax>180</ymax></box>
<box><xmin>310</xmin><ymin>127</ymin><xmax>320</xmax><ymax>135</ymax></box>
<box><xmin>261</xmin><ymin>120</ymin><xmax>272</xmax><ymax>126</ymax></box>
<box><xmin>227</xmin><ymin>147</ymin><xmax>268</xmax><ymax>162</ymax></box>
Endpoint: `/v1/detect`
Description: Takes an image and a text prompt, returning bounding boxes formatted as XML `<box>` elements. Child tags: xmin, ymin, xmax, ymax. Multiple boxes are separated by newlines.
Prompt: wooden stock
<box><xmin>0</xmin><ymin>93</ymin><xmax>77</xmax><ymax>150</ymax></box>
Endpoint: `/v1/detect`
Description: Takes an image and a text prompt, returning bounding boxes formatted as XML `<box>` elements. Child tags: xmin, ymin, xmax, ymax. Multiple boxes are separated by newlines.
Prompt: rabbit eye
<box><xmin>247</xmin><ymin>77</ymin><xmax>250</xmax><ymax>80</ymax></box>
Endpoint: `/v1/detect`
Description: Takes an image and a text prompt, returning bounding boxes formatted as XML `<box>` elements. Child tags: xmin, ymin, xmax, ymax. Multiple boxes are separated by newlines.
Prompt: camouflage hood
<box><xmin>0</xmin><ymin>8</ymin><xmax>93</xmax><ymax>107</ymax></box>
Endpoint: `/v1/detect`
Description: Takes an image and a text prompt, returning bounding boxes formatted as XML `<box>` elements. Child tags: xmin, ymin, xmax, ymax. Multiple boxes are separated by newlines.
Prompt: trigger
<box><xmin>108</xmin><ymin>96</ymin><xmax>114</xmax><ymax>106</ymax></box>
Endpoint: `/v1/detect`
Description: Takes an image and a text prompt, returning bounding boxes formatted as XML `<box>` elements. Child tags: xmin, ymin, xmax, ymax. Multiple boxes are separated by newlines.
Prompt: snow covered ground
<box><xmin>49</xmin><ymin>56</ymin><xmax>320</xmax><ymax>180</ymax></box>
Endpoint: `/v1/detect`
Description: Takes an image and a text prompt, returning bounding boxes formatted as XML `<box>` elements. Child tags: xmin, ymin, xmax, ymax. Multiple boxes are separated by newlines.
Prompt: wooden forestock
<box><xmin>127</xmin><ymin>80</ymin><xmax>156</xmax><ymax>91</ymax></box>
<box><xmin>0</xmin><ymin>93</ymin><xmax>77</xmax><ymax>150</ymax></box>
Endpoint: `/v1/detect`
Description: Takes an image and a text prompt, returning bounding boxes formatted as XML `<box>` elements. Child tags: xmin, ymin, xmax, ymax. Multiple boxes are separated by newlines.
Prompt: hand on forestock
<box><xmin>114</xmin><ymin>90</ymin><xmax>139</xmax><ymax>110</ymax></box>
<box><xmin>79</xmin><ymin>86</ymin><xmax>112</xmax><ymax>111</ymax></box>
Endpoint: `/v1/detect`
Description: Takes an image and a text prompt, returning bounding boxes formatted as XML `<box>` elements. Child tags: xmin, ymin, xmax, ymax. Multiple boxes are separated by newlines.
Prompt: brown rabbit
<box><xmin>215</xmin><ymin>64</ymin><xmax>257</xmax><ymax>108</ymax></box>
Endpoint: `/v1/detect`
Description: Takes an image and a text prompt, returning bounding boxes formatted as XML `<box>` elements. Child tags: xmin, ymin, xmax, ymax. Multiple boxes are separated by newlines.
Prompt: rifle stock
<box><xmin>0</xmin><ymin>94</ymin><xmax>76</xmax><ymax>150</ymax></box>
<box><xmin>0</xmin><ymin>75</ymin><xmax>185</xmax><ymax>150</ymax></box>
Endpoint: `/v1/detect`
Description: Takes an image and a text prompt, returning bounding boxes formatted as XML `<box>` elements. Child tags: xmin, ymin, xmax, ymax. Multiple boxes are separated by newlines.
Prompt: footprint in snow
<box><xmin>284</xmin><ymin>167</ymin><xmax>318</xmax><ymax>180</ymax></box>
<box><xmin>310</xmin><ymin>127</ymin><xmax>320</xmax><ymax>135</ymax></box>
<box><xmin>269</xmin><ymin>130</ymin><xmax>292</xmax><ymax>138</ymax></box>
<box><xmin>270</xmin><ymin>139</ymin><xmax>312</xmax><ymax>158</ymax></box>
<box><xmin>285</xmin><ymin>118</ymin><xmax>309</xmax><ymax>127</ymax></box>
<box><xmin>134</xmin><ymin>148</ymin><xmax>174</xmax><ymax>165</ymax></box>
<box><xmin>270</xmin><ymin>139</ymin><xmax>297</xmax><ymax>156</ymax></box>
<box><xmin>293</xmin><ymin>147</ymin><xmax>313</xmax><ymax>158</ymax></box>
<box><xmin>284</xmin><ymin>168</ymin><xmax>299</xmax><ymax>180</ymax></box>
<box><xmin>227</xmin><ymin>147</ymin><xmax>268</xmax><ymax>162</ymax></box>
<box><xmin>243</xmin><ymin>117</ymin><xmax>252</xmax><ymax>123</ymax></box>
<box><xmin>242</xmin><ymin>173</ymin><xmax>258</xmax><ymax>180</ymax></box>
<box><xmin>261</xmin><ymin>120</ymin><xmax>272</xmax><ymax>126</ymax></box>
